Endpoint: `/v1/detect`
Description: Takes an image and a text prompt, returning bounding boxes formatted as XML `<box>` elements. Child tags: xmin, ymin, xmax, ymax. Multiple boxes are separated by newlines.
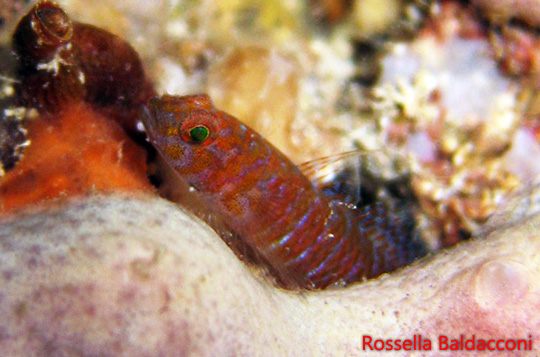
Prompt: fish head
<box><xmin>140</xmin><ymin>94</ymin><xmax>253</xmax><ymax>190</ymax></box>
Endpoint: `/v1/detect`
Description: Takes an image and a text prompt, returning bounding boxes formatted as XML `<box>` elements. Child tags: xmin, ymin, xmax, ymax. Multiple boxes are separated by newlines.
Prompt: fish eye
<box><xmin>189</xmin><ymin>125</ymin><xmax>210</xmax><ymax>143</ymax></box>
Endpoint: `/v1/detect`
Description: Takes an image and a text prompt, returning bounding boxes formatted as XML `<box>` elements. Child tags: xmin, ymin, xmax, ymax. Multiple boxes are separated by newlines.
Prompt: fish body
<box><xmin>142</xmin><ymin>94</ymin><xmax>425</xmax><ymax>290</ymax></box>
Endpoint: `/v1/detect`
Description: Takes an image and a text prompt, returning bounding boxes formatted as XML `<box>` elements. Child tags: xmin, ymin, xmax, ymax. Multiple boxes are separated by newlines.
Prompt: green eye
<box><xmin>189</xmin><ymin>125</ymin><xmax>210</xmax><ymax>143</ymax></box>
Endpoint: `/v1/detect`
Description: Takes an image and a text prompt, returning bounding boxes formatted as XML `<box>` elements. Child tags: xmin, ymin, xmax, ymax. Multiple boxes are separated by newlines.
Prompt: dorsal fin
<box><xmin>298</xmin><ymin>150</ymin><xmax>371</xmax><ymax>207</ymax></box>
<box><xmin>298</xmin><ymin>150</ymin><xmax>363</xmax><ymax>180</ymax></box>
<box><xmin>299</xmin><ymin>149</ymin><xmax>414</xmax><ymax>208</ymax></box>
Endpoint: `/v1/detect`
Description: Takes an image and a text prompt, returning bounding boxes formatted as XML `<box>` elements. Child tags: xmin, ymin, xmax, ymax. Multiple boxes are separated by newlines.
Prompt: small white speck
<box><xmin>36</xmin><ymin>47</ymin><xmax>71</xmax><ymax>76</ymax></box>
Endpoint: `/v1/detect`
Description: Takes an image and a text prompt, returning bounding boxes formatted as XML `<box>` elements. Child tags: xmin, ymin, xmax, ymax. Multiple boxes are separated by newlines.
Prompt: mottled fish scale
<box><xmin>142</xmin><ymin>94</ymin><xmax>426</xmax><ymax>290</ymax></box>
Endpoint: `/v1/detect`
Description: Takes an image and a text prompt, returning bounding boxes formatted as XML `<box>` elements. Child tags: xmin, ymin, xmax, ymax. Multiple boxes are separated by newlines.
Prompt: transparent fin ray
<box><xmin>298</xmin><ymin>150</ymin><xmax>374</xmax><ymax>206</ymax></box>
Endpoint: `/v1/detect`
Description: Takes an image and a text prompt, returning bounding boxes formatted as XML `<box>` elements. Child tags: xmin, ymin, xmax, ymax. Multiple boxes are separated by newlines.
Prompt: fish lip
<box><xmin>139</xmin><ymin>102</ymin><xmax>159</xmax><ymax>141</ymax></box>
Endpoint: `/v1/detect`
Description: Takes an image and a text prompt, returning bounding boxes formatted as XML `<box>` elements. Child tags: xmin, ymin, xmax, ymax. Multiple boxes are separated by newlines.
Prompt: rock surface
<box><xmin>473</xmin><ymin>0</ymin><xmax>540</xmax><ymax>26</ymax></box>
<box><xmin>0</xmin><ymin>191</ymin><xmax>538</xmax><ymax>355</ymax></box>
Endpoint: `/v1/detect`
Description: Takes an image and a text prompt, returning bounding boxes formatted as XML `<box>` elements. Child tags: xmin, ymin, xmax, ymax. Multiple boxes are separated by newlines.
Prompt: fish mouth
<box><xmin>140</xmin><ymin>97</ymin><xmax>170</xmax><ymax>146</ymax></box>
<box><xmin>139</xmin><ymin>104</ymin><xmax>157</xmax><ymax>140</ymax></box>
<box><xmin>140</xmin><ymin>97</ymin><xmax>184</xmax><ymax>148</ymax></box>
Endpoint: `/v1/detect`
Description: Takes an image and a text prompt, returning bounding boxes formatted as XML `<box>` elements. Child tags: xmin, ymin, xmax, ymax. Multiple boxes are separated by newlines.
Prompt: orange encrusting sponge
<box><xmin>0</xmin><ymin>102</ymin><xmax>153</xmax><ymax>213</ymax></box>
